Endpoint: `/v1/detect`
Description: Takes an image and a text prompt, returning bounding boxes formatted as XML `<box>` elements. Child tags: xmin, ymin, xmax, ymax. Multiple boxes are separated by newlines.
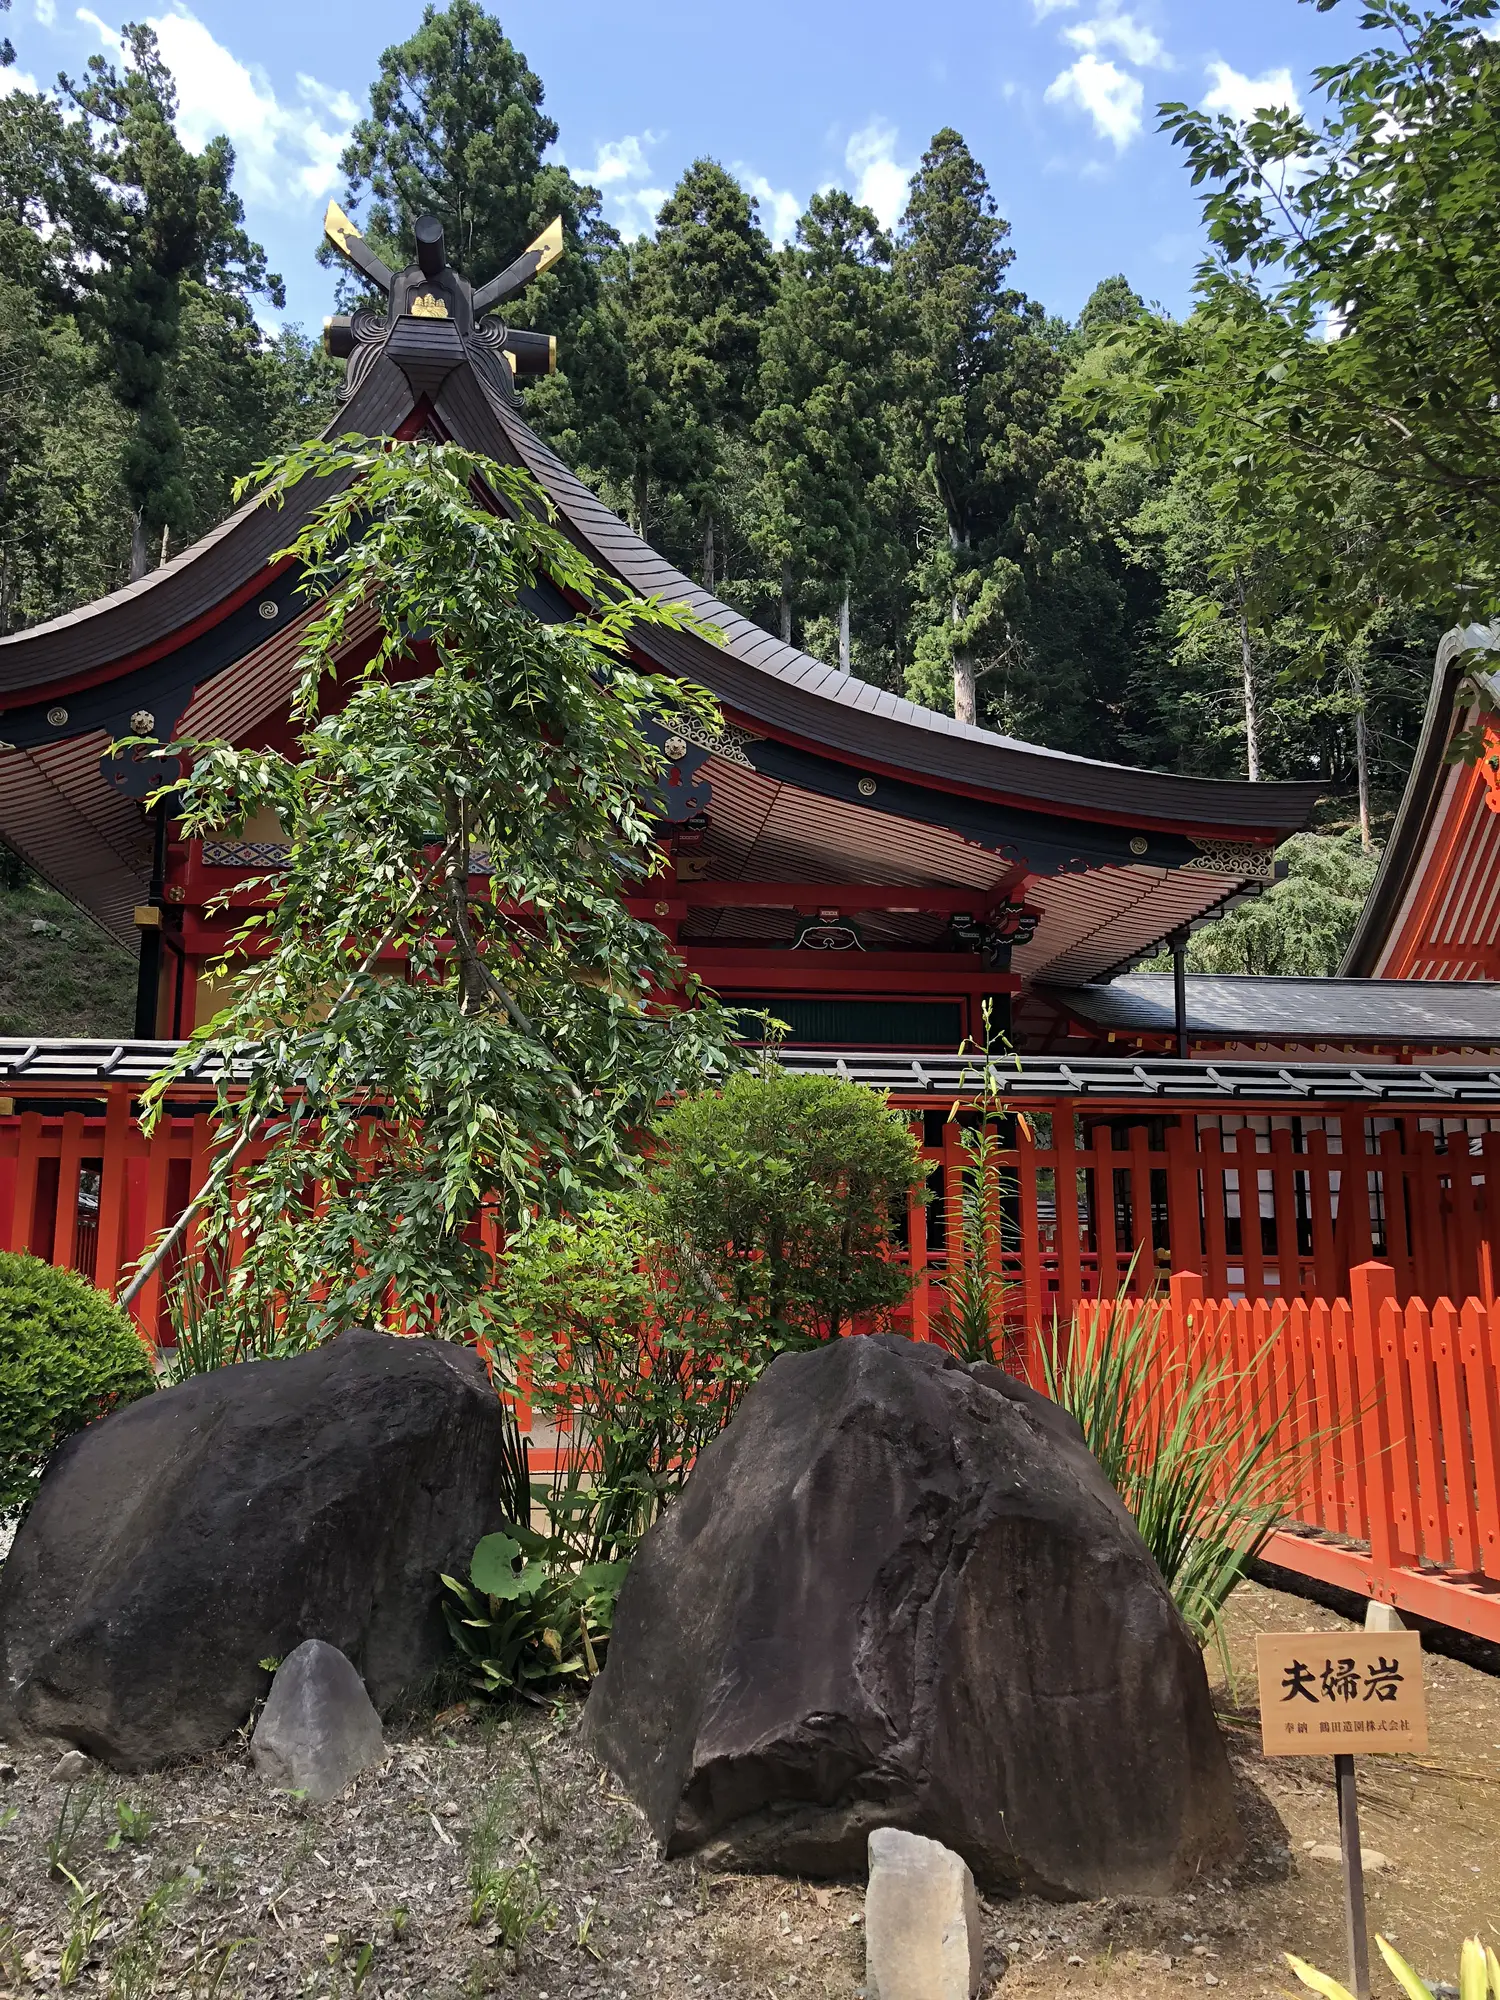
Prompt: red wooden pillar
<box><xmin>1235</xmin><ymin>1125</ymin><xmax>1265</xmax><ymax>1301</ymax></box>
<box><xmin>93</xmin><ymin>1086</ymin><xmax>133</xmax><ymax>1297</ymax></box>
<box><xmin>8</xmin><ymin>1110</ymin><xmax>43</xmax><ymax>1256</ymax></box>
<box><xmin>1053</xmin><ymin>1104</ymin><xmax>1083</xmax><ymax>1320</ymax></box>
<box><xmin>52</xmin><ymin>1110</ymin><xmax>86</xmax><ymax>1272</ymax></box>
<box><xmin>1350</xmin><ymin>1261</ymin><xmax>1400</xmax><ymax>1598</ymax></box>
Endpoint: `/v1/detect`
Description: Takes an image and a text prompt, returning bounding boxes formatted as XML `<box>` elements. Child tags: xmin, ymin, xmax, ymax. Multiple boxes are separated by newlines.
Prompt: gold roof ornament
<box><xmin>410</xmin><ymin>293</ymin><xmax>450</xmax><ymax>319</ymax></box>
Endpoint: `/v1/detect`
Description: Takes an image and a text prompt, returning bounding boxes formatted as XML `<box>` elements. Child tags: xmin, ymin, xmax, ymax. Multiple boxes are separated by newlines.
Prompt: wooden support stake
<box><xmin>1336</xmin><ymin>1753</ymin><xmax>1371</xmax><ymax>2000</ymax></box>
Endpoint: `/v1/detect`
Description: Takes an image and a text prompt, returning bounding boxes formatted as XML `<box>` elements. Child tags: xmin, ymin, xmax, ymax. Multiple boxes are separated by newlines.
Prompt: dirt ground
<box><xmin>0</xmin><ymin>1578</ymin><xmax>1495</xmax><ymax>2000</ymax></box>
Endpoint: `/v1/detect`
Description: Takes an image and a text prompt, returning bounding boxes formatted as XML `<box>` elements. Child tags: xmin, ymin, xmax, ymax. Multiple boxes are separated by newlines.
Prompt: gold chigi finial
<box><xmin>322</xmin><ymin>200</ymin><xmax>360</xmax><ymax>255</ymax></box>
<box><xmin>410</xmin><ymin>294</ymin><xmax>450</xmax><ymax>319</ymax></box>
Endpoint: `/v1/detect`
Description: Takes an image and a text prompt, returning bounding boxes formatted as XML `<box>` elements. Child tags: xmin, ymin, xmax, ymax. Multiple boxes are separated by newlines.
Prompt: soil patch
<box><xmin>0</xmin><ymin>1580</ymin><xmax>1494</xmax><ymax>1999</ymax></box>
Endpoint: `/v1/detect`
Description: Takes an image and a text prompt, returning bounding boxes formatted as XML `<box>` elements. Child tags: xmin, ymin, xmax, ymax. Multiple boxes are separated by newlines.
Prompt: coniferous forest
<box><xmin>8</xmin><ymin>0</ymin><xmax>1495</xmax><ymax>986</ymax></box>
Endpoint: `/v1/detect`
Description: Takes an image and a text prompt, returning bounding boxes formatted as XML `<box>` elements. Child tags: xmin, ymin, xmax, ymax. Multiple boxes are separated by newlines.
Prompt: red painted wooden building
<box><xmin>3</xmin><ymin>211</ymin><xmax>1500</xmax><ymax>1327</ymax></box>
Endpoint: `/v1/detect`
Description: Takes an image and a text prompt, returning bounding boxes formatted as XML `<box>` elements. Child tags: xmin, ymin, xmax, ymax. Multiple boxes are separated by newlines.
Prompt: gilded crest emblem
<box><xmin>410</xmin><ymin>293</ymin><xmax>449</xmax><ymax>319</ymax></box>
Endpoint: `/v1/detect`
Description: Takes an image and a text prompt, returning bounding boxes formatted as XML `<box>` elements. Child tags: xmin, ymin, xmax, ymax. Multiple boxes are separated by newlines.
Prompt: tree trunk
<box><xmin>953</xmin><ymin>652</ymin><xmax>977</xmax><ymax>726</ymax></box>
<box><xmin>632</xmin><ymin>468</ymin><xmax>649</xmax><ymax>538</ymax></box>
<box><xmin>701</xmin><ymin>507</ymin><xmax>715</xmax><ymax>594</ymax></box>
<box><xmin>1349</xmin><ymin>653</ymin><xmax>1372</xmax><ymax>850</ymax></box>
<box><xmin>837</xmin><ymin>590</ymin><xmax>851</xmax><ymax>675</ymax></box>
<box><xmin>949</xmin><ymin>522</ymin><xmax>973</xmax><ymax>723</ymax></box>
<box><xmin>130</xmin><ymin>512</ymin><xmax>148</xmax><ymax>584</ymax></box>
<box><xmin>159</xmin><ymin>524</ymin><xmax>170</xmax><ymax>568</ymax></box>
<box><xmin>780</xmin><ymin>558</ymin><xmax>793</xmax><ymax>645</ymax></box>
<box><xmin>1234</xmin><ymin>570</ymin><xmax>1261</xmax><ymax>783</ymax></box>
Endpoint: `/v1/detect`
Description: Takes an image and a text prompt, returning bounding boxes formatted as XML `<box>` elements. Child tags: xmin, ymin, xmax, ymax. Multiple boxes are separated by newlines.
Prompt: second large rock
<box><xmin>585</xmin><ymin>1336</ymin><xmax>1240</xmax><ymax>1898</ymax></box>
<box><xmin>0</xmin><ymin>1332</ymin><xmax>510</xmax><ymax>1767</ymax></box>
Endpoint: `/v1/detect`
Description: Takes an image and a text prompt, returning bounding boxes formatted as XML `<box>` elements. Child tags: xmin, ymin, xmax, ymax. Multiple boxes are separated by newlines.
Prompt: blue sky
<box><xmin>3</xmin><ymin>0</ymin><xmax>1358</xmax><ymax>334</ymax></box>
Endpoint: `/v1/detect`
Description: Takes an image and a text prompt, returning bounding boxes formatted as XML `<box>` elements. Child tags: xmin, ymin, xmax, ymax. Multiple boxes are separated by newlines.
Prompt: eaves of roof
<box><xmin>1338</xmin><ymin>626</ymin><xmax>1480</xmax><ymax>977</ymax></box>
<box><xmin>1</xmin><ymin>338</ymin><xmax>1320</xmax><ymax>838</ymax></box>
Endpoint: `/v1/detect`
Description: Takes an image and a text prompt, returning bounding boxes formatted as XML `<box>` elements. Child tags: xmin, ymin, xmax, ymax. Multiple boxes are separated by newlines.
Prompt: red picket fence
<box><xmin>1070</xmin><ymin>1263</ymin><xmax>1500</xmax><ymax>1644</ymax></box>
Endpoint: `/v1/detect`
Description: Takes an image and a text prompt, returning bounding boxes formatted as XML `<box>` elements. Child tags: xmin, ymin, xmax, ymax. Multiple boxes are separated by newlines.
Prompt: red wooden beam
<box><xmin>628</xmin><ymin>878</ymin><xmax>1033</xmax><ymax>915</ymax></box>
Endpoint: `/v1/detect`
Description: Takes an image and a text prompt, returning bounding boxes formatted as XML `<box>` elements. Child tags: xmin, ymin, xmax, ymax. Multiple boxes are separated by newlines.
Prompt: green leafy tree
<box><xmin>623</xmin><ymin>159</ymin><xmax>775</xmax><ymax>590</ymax></box>
<box><xmin>61</xmin><ymin>24</ymin><xmax>283</xmax><ymax>578</ymax></box>
<box><xmin>334</xmin><ymin>0</ymin><xmax>625</xmax><ymax>476</ymax></box>
<box><xmin>895</xmin><ymin>128</ymin><xmax>1045</xmax><ymax>722</ymax></box>
<box><xmin>1144</xmin><ymin>832</ymin><xmax>1382</xmax><ymax>976</ymax></box>
<box><xmin>754</xmin><ymin>190</ymin><xmax>906</xmax><ymax>663</ymax></box>
<box><xmin>640</xmin><ymin>1067</ymin><xmax>923</xmax><ymax>1346</ymax></box>
<box><xmin>1144</xmin><ymin>0</ymin><xmax>1500</xmax><ymax>644</ymax></box>
<box><xmin>136</xmin><ymin>438</ymin><xmax>741</xmax><ymax>1349</ymax></box>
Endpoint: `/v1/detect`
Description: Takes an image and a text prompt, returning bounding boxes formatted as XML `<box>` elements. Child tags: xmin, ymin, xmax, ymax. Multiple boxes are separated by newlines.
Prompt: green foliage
<box><xmin>754</xmin><ymin>190</ymin><xmax>905</xmax><ymax>645</ymax></box>
<box><xmin>1287</xmin><ymin>1933</ymin><xmax>1500</xmax><ymax>2000</ymax></box>
<box><xmin>932</xmin><ymin>1121</ymin><xmax>1009</xmax><ymax>1366</ymax></box>
<box><xmin>1143</xmin><ymin>1</ymin><xmax>1500</xmax><ymax>644</ymax></box>
<box><xmin>1140</xmin><ymin>831</ymin><xmax>1381</xmax><ymax>977</ymax></box>
<box><xmin>143</xmin><ymin>437</ymin><xmax>740</xmax><ymax>1348</ymax></box>
<box><xmin>59</xmin><ymin>25</ymin><xmax>284</xmax><ymax>571</ymax></box>
<box><xmin>0</xmin><ymin>1252</ymin><xmax>155</xmax><ymax>1522</ymax></box>
<box><xmin>1041</xmin><ymin>1283</ymin><xmax>1309</xmax><ymax>1648</ymax></box>
<box><xmin>643</xmin><ymin>1067</ymin><xmax>924</xmax><ymax>1345</ymax></box>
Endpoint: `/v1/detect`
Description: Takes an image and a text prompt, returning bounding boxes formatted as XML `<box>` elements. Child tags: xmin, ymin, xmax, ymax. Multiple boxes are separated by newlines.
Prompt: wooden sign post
<box><xmin>1255</xmin><ymin>1631</ymin><xmax>1428</xmax><ymax>2000</ymax></box>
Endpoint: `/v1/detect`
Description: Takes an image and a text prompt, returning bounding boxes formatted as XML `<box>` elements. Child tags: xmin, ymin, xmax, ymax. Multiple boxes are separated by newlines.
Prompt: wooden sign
<box><xmin>1255</xmin><ymin>1631</ymin><xmax>1427</xmax><ymax>1757</ymax></box>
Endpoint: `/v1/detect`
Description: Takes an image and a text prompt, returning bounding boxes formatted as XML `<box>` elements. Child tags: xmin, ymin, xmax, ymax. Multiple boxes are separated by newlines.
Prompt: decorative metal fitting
<box><xmin>129</xmin><ymin>709</ymin><xmax>155</xmax><ymax>735</ymax></box>
<box><xmin>258</xmin><ymin>600</ymin><xmax>279</xmax><ymax>621</ymax></box>
<box><xmin>46</xmin><ymin>706</ymin><xmax>68</xmax><ymax>728</ymax></box>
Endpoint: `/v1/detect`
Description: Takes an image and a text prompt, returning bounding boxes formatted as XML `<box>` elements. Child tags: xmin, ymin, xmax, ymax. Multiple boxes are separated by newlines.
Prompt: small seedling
<box><xmin>46</xmin><ymin>1781</ymin><xmax>102</xmax><ymax>1879</ymax></box>
<box><xmin>0</xmin><ymin>1805</ymin><xmax>18</xmax><ymax>1832</ymax></box>
<box><xmin>55</xmin><ymin>1868</ymin><xmax>106</xmax><ymax>1988</ymax></box>
<box><xmin>108</xmin><ymin>1872</ymin><xmax>190</xmax><ymax>2000</ymax></box>
<box><xmin>390</xmin><ymin>1905</ymin><xmax>410</xmax><ymax>1942</ymax></box>
<box><xmin>469</xmin><ymin>1857</ymin><xmax>554</xmax><ymax>1950</ymax></box>
<box><xmin>106</xmin><ymin>1798</ymin><xmax>153</xmax><ymax>1851</ymax></box>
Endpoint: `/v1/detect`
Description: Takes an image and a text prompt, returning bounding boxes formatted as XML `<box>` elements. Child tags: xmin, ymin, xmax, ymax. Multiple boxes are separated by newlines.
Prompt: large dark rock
<box><xmin>585</xmin><ymin>1335</ymin><xmax>1240</xmax><ymax>1899</ymax></box>
<box><xmin>0</xmin><ymin>1332</ymin><xmax>508</xmax><ymax>1768</ymax></box>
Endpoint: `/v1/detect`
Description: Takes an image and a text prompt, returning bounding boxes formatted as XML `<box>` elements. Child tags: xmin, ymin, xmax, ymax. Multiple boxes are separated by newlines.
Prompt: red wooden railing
<box><xmin>1068</xmin><ymin>1264</ymin><xmax>1500</xmax><ymax>1644</ymax></box>
<box><xmin>889</xmin><ymin>1103</ymin><xmax>1500</xmax><ymax>1353</ymax></box>
<box><xmin>4</xmin><ymin>1091</ymin><xmax>1500</xmax><ymax>1339</ymax></box>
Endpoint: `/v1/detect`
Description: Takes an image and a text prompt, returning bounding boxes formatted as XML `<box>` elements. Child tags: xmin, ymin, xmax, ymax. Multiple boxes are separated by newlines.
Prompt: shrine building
<box><xmin>5</xmin><ymin>211</ymin><xmax>1500</xmax><ymax>1334</ymax></box>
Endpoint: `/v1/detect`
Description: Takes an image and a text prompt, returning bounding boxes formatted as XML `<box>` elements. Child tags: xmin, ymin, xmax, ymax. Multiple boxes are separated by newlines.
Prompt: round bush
<box><xmin>0</xmin><ymin>1251</ymin><xmax>156</xmax><ymax>1523</ymax></box>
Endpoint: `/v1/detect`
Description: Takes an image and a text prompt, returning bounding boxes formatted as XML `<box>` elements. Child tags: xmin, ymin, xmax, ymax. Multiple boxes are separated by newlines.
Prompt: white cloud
<box><xmin>74</xmin><ymin>5</ymin><xmax>355</xmax><ymax>208</ymax></box>
<box><xmin>1201</xmin><ymin>59</ymin><xmax>1301</xmax><ymax>123</ymax></box>
<box><xmin>569</xmin><ymin>130</ymin><xmax>668</xmax><ymax>236</ymax></box>
<box><xmin>1062</xmin><ymin>5</ymin><xmax>1167</xmax><ymax>67</ymax></box>
<box><xmin>0</xmin><ymin>64</ymin><xmax>40</xmax><ymax>95</ymax></box>
<box><xmin>1044</xmin><ymin>52</ymin><xmax>1144</xmax><ymax>149</ymax></box>
<box><xmin>33</xmin><ymin>0</ymin><xmax>56</xmax><ymax>24</ymax></box>
<box><xmin>1032</xmin><ymin>0</ymin><xmax>1078</xmax><ymax>14</ymax></box>
<box><xmin>737</xmin><ymin>169</ymin><xmax>800</xmax><ymax>246</ymax></box>
<box><xmin>844</xmin><ymin>119</ymin><xmax>914</xmax><ymax>231</ymax></box>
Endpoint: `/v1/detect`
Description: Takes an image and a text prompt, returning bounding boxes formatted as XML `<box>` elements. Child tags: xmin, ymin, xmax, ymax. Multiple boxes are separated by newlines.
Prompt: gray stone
<box><xmin>1364</xmin><ymin>1600</ymin><xmax>1406</xmax><ymax>1633</ymax></box>
<box><xmin>0</xmin><ymin>1332</ymin><xmax>512</xmax><ymax>1768</ymax></box>
<box><xmin>251</xmin><ymin>1641</ymin><xmax>384</xmax><ymax>1804</ymax></box>
<box><xmin>866</xmin><ymin>1828</ymin><xmax>983</xmax><ymax>2000</ymax></box>
<box><xmin>48</xmin><ymin>1749</ymin><xmax>90</xmax><ymax>1785</ymax></box>
<box><xmin>586</xmin><ymin>1335</ymin><xmax>1240</xmax><ymax>1898</ymax></box>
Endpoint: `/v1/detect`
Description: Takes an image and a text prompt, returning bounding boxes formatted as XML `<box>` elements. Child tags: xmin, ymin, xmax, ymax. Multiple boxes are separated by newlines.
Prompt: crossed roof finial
<box><xmin>321</xmin><ymin>202</ymin><xmax>564</xmax><ymax>315</ymax></box>
<box><xmin>321</xmin><ymin>203</ymin><xmax>564</xmax><ymax>393</ymax></box>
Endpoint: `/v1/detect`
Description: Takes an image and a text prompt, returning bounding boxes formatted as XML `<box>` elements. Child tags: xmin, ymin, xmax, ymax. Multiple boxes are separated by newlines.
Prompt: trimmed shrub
<box><xmin>0</xmin><ymin>1252</ymin><xmax>156</xmax><ymax>1522</ymax></box>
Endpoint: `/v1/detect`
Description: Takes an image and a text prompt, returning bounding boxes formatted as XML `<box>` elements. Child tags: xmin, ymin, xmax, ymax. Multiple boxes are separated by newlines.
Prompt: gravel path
<box><xmin>2</xmin><ymin>1581</ymin><xmax>1497</xmax><ymax>1999</ymax></box>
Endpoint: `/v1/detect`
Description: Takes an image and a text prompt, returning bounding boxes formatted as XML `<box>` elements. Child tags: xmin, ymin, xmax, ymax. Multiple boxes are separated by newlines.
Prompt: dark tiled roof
<box><xmin>1046</xmin><ymin>974</ymin><xmax>1500</xmax><ymax>1042</ymax></box>
<box><xmin>6</xmin><ymin>1037</ymin><xmax>1500</xmax><ymax>1105</ymax></box>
